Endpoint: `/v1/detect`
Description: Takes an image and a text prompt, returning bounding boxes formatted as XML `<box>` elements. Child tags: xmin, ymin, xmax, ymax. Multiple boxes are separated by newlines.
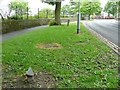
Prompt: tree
<box><xmin>0</xmin><ymin>9</ymin><xmax>5</xmax><ymax>20</ymax></box>
<box><xmin>104</xmin><ymin>2</ymin><xmax>117</xmax><ymax>17</ymax></box>
<box><xmin>8</xmin><ymin>0</ymin><xmax>29</xmax><ymax>19</ymax></box>
<box><xmin>80</xmin><ymin>2</ymin><xmax>102</xmax><ymax>20</ymax></box>
<box><xmin>69</xmin><ymin>0</ymin><xmax>102</xmax><ymax>20</ymax></box>
<box><xmin>42</xmin><ymin>0</ymin><xmax>62</xmax><ymax>25</ymax></box>
<box><xmin>38</xmin><ymin>8</ymin><xmax>54</xmax><ymax>18</ymax></box>
<box><xmin>61</xmin><ymin>5</ymin><xmax>71</xmax><ymax>17</ymax></box>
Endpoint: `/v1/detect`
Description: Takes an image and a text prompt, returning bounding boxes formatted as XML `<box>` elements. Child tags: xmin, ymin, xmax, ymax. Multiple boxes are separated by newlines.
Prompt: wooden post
<box><xmin>67</xmin><ymin>19</ymin><xmax>70</xmax><ymax>26</ymax></box>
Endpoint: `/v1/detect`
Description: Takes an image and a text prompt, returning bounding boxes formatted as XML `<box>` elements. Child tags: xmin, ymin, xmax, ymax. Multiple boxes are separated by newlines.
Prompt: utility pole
<box><xmin>77</xmin><ymin>0</ymin><xmax>80</xmax><ymax>34</ymax></box>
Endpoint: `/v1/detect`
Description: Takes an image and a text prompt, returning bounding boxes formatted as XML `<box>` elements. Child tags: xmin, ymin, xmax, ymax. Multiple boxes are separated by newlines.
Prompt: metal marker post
<box><xmin>77</xmin><ymin>0</ymin><xmax>80</xmax><ymax>34</ymax></box>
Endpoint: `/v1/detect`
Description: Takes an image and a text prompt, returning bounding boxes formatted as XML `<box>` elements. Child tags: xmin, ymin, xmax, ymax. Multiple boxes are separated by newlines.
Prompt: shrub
<box><xmin>49</xmin><ymin>20</ymin><xmax>58</xmax><ymax>26</ymax></box>
<box><xmin>81</xmin><ymin>17</ymin><xmax>85</xmax><ymax>20</ymax></box>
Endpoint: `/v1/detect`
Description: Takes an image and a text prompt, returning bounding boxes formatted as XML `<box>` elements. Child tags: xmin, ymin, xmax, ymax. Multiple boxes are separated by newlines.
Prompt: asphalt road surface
<box><xmin>84</xmin><ymin>19</ymin><xmax>119</xmax><ymax>46</ymax></box>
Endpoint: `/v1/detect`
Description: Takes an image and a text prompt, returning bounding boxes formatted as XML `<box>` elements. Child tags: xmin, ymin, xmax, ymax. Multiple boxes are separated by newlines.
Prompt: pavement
<box><xmin>83</xmin><ymin>19</ymin><xmax>119</xmax><ymax>46</ymax></box>
<box><xmin>1</xmin><ymin>25</ymin><xmax>48</xmax><ymax>42</ymax></box>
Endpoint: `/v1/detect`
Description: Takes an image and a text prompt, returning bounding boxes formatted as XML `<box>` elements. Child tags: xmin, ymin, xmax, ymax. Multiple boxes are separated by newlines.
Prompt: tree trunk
<box><xmin>55</xmin><ymin>1</ymin><xmax>61</xmax><ymax>25</ymax></box>
<box><xmin>0</xmin><ymin>13</ymin><xmax>4</xmax><ymax>20</ymax></box>
<box><xmin>88</xmin><ymin>14</ymin><xmax>91</xmax><ymax>20</ymax></box>
<box><xmin>63</xmin><ymin>11</ymin><xmax>65</xmax><ymax>18</ymax></box>
<box><xmin>108</xmin><ymin>13</ymin><xmax>110</xmax><ymax>17</ymax></box>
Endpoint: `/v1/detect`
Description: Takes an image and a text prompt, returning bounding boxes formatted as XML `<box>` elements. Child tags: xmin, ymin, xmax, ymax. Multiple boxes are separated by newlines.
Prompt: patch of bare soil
<box><xmin>2</xmin><ymin>72</ymin><xmax>57</xmax><ymax>88</ymax></box>
<box><xmin>36</xmin><ymin>43</ymin><xmax>62</xmax><ymax>49</ymax></box>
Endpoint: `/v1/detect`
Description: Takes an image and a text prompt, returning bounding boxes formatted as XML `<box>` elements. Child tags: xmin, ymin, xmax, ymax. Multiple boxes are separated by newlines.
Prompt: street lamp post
<box><xmin>77</xmin><ymin>0</ymin><xmax>80</xmax><ymax>34</ymax></box>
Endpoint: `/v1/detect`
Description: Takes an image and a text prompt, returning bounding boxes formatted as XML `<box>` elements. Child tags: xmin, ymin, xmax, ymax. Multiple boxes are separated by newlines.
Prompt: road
<box><xmin>84</xmin><ymin>19</ymin><xmax>119</xmax><ymax>46</ymax></box>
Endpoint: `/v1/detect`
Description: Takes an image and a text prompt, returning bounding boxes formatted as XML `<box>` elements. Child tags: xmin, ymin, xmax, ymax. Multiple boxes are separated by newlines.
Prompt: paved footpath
<box><xmin>1</xmin><ymin>25</ymin><xmax>48</xmax><ymax>42</ymax></box>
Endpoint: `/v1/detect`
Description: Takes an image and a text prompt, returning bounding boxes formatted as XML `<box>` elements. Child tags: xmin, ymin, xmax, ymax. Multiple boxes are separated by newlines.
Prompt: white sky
<box><xmin>0</xmin><ymin>0</ymin><xmax>108</xmax><ymax>15</ymax></box>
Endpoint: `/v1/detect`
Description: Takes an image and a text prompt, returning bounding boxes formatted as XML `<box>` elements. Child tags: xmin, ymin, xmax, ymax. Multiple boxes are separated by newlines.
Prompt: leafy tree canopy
<box><xmin>9</xmin><ymin>0</ymin><xmax>29</xmax><ymax>14</ymax></box>
<box><xmin>80</xmin><ymin>1</ymin><xmax>101</xmax><ymax>15</ymax></box>
<box><xmin>104</xmin><ymin>1</ymin><xmax>118</xmax><ymax>16</ymax></box>
<box><xmin>39</xmin><ymin>8</ymin><xmax>54</xmax><ymax>18</ymax></box>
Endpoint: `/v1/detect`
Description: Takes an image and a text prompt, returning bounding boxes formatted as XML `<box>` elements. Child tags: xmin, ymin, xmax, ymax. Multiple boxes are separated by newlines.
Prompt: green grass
<box><xmin>2</xmin><ymin>23</ymin><xmax>118</xmax><ymax>88</ymax></box>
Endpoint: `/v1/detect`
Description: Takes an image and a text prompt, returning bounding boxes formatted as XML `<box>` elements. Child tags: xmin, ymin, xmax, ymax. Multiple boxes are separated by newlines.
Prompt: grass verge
<box><xmin>2</xmin><ymin>23</ymin><xmax>118</xmax><ymax>88</ymax></box>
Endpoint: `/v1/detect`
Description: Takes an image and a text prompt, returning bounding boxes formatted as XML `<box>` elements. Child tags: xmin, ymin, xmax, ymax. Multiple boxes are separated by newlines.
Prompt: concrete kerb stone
<box><xmin>82</xmin><ymin>21</ymin><xmax>120</xmax><ymax>56</ymax></box>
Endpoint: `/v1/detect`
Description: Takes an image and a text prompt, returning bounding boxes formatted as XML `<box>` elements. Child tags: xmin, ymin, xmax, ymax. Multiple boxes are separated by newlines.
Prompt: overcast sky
<box><xmin>0</xmin><ymin>0</ymin><xmax>108</xmax><ymax>15</ymax></box>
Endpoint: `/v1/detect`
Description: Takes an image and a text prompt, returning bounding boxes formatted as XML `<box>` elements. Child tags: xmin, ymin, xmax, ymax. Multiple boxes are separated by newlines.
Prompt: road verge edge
<box><xmin>82</xmin><ymin>21</ymin><xmax>120</xmax><ymax>56</ymax></box>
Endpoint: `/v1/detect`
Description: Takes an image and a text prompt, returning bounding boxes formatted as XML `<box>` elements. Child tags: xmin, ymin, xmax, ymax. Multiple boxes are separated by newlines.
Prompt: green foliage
<box><xmin>69</xmin><ymin>1</ymin><xmax>102</xmax><ymax>19</ymax></box>
<box><xmin>61</xmin><ymin>4</ymin><xmax>76</xmax><ymax>17</ymax></box>
<box><xmin>80</xmin><ymin>2</ymin><xmax>102</xmax><ymax>15</ymax></box>
<box><xmin>80</xmin><ymin>2</ymin><xmax>102</xmax><ymax>19</ymax></box>
<box><xmin>7</xmin><ymin>15</ymin><xmax>23</xmax><ymax>20</ymax></box>
<box><xmin>104</xmin><ymin>2</ymin><xmax>117</xmax><ymax>16</ymax></box>
<box><xmin>49</xmin><ymin>20</ymin><xmax>58</xmax><ymax>26</ymax></box>
<box><xmin>8</xmin><ymin>0</ymin><xmax>29</xmax><ymax>19</ymax></box>
<box><xmin>38</xmin><ymin>8</ymin><xmax>54</xmax><ymax>18</ymax></box>
<box><xmin>118</xmin><ymin>1</ymin><xmax>120</xmax><ymax>12</ymax></box>
<box><xmin>61</xmin><ymin>5</ymin><xmax>69</xmax><ymax>16</ymax></box>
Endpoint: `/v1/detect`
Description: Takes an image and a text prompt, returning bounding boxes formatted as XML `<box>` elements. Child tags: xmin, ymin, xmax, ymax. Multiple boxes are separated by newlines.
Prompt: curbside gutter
<box><xmin>82</xmin><ymin>21</ymin><xmax>120</xmax><ymax>56</ymax></box>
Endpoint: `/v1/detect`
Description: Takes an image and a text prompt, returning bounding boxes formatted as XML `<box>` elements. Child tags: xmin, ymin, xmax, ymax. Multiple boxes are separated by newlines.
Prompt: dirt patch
<box><xmin>2</xmin><ymin>72</ymin><xmax>57</xmax><ymax>88</ymax></box>
<box><xmin>36</xmin><ymin>43</ymin><xmax>62</xmax><ymax>49</ymax></box>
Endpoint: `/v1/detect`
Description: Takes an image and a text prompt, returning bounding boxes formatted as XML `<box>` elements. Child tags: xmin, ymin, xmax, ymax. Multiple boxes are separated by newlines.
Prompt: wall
<box><xmin>2</xmin><ymin>18</ymin><xmax>77</xmax><ymax>34</ymax></box>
